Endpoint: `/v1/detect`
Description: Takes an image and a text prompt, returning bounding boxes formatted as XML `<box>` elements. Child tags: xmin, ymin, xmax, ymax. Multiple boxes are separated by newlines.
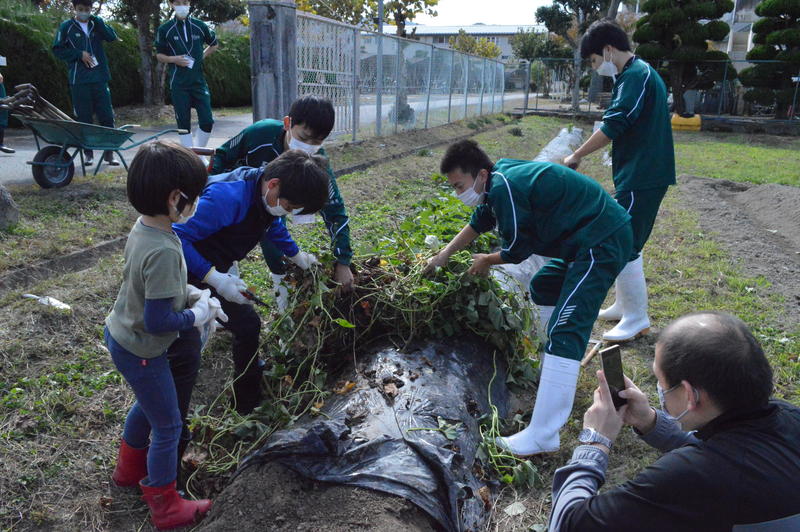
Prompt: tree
<box><xmin>108</xmin><ymin>0</ymin><xmax>245</xmax><ymax>106</ymax></box>
<box><xmin>510</xmin><ymin>27</ymin><xmax>572</xmax><ymax>61</ymax></box>
<box><xmin>536</xmin><ymin>1</ymin><xmax>606</xmax><ymax>110</ymax></box>
<box><xmin>380</xmin><ymin>0</ymin><xmax>438</xmax><ymax>37</ymax></box>
<box><xmin>296</xmin><ymin>0</ymin><xmax>371</xmax><ymax>27</ymax></box>
<box><xmin>633</xmin><ymin>0</ymin><xmax>736</xmax><ymax>116</ymax></box>
<box><xmin>449</xmin><ymin>29</ymin><xmax>502</xmax><ymax>59</ymax></box>
<box><xmin>739</xmin><ymin>0</ymin><xmax>800</xmax><ymax>118</ymax></box>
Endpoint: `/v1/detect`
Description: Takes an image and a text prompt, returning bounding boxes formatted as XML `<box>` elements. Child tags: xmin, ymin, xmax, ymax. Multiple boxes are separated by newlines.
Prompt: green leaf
<box><xmin>333</xmin><ymin>318</ymin><xmax>355</xmax><ymax>329</ymax></box>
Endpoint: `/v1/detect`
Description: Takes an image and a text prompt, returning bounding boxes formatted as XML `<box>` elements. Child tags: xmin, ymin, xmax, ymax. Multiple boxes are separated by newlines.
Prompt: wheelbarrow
<box><xmin>13</xmin><ymin>115</ymin><xmax>186</xmax><ymax>189</ymax></box>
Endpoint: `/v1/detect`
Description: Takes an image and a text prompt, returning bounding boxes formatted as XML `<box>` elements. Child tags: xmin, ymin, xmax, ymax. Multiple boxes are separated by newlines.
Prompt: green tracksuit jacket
<box><xmin>211</xmin><ymin>119</ymin><xmax>353</xmax><ymax>266</ymax></box>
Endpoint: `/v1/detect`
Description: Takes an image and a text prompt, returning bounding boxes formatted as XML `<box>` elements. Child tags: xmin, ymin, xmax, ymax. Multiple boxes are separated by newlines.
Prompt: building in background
<box><xmin>406</xmin><ymin>23</ymin><xmax>546</xmax><ymax>62</ymax></box>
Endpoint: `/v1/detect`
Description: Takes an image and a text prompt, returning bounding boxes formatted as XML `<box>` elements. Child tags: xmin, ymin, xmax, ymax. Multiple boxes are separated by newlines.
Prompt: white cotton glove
<box><xmin>189</xmin><ymin>289</ymin><xmax>212</xmax><ymax>325</ymax></box>
<box><xmin>288</xmin><ymin>251</ymin><xmax>320</xmax><ymax>271</ymax></box>
<box><xmin>186</xmin><ymin>284</ymin><xmax>204</xmax><ymax>305</ymax></box>
<box><xmin>198</xmin><ymin>296</ymin><xmax>229</xmax><ymax>350</ymax></box>
<box><xmin>204</xmin><ymin>267</ymin><xmax>252</xmax><ymax>305</ymax></box>
<box><xmin>271</xmin><ymin>273</ymin><xmax>290</xmax><ymax>312</ymax></box>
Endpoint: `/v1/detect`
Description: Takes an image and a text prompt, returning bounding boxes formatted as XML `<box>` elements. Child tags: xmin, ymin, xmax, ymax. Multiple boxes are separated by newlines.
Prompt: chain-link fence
<box><xmin>295</xmin><ymin>12</ymin><xmax>507</xmax><ymax>140</ymax></box>
<box><xmin>509</xmin><ymin>57</ymin><xmax>800</xmax><ymax>120</ymax></box>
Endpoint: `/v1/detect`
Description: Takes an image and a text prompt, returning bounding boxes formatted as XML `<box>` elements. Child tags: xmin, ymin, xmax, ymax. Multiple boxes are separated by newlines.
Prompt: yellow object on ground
<box><xmin>671</xmin><ymin>113</ymin><xmax>702</xmax><ymax>131</ymax></box>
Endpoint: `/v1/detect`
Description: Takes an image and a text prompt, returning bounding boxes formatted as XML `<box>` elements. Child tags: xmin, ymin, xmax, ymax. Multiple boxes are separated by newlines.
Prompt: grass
<box><xmin>0</xmin><ymin>172</ymin><xmax>134</xmax><ymax>273</ymax></box>
<box><xmin>673</xmin><ymin>130</ymin><xmax>800</xmax><ymax>186</ymax></box>
<box><xmin>0</xmin><ymin>115</ymin><xmax>798</xmax><ymax>530</ymax></box>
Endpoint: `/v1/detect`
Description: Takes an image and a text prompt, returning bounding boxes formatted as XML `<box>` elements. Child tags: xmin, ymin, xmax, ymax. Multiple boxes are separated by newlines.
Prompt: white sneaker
<box><xmin>602</xmin><ymin>255</ymin><xmax>651</xmax><ymax>342</ymax></box>
<box><xmin>495</xmin><ymin>353</ymin><xmax>580</xmax><ymax>456</ymax></box>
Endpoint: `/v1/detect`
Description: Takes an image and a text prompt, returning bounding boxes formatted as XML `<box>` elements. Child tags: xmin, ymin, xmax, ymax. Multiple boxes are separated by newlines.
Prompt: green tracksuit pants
<box><xmin>172</xmin><ymin>83</ymin><xmax>213</xmax><ymax>133</ymax></box>
<box><xmin>529</xmin><ymin>224</ymin><xmax>633</xmax><ymax>361</ymax></box>
<box><xmin>614</xmin><ymin>186</ymin><xmax>669</xmax><ymax>260</ymax></box>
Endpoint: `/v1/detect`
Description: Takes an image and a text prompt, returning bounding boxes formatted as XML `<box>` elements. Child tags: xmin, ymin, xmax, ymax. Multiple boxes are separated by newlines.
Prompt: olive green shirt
<box><xmin>155</xmin><ymin>17</ymin><xmax>217</xmax><ymax>89</ymax></box>
<box><xmin>600</xmin><ymin>57</ymin><xmax>676</xmax><ymax>192</ymax></box>
<box><xmin>470</xmin><ymin>159</ymin><xmax>631</xmax><ymax>264</ymax></box>
<box><xmin>106</xmin><ymin>220</ymin><xmax>188</xmax><ymax>358</ymax></box>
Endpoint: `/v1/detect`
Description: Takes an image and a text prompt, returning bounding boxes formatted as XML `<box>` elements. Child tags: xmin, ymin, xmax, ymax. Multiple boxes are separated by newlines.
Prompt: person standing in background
<box><xmin>52</xmin><ymin>0</ymin><xmax>119</xmax><ymax>166</ymax></box>
<box><xmin>155</xmin><ymin>0</ymin><xmax>218</xmax><ymax>153</ymax></box>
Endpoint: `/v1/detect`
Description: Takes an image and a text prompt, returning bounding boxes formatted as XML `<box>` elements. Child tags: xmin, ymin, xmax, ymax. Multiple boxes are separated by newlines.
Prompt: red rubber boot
<box><xmin>140</xmin><ymin>480</ymin><xmax>212</xmax><ymax>530</ymax></box>
<box><xmin>111</xmin><ymin>439</ymin><xmax>148</xmax><ymax>487</ymax></box>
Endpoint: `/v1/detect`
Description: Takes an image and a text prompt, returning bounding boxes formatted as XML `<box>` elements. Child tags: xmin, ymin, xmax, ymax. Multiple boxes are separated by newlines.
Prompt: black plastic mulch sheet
<box><xmin>236</xmin><ymin>337</ymin><xmax>510</xmax><ymax>531</ymax></box>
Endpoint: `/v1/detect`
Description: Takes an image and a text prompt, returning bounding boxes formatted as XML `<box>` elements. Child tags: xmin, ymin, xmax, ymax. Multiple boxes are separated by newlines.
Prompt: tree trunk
<box><xmin>607</xmin><ymin>0</ymin><xmax>622</xmax><ymax>19</ymax></box>
<box><xmin>134</xmin><ymin>2</ymin><xmax>165</xmax><ymax>106</ymax></box>
<box><xmin>570</xmin><ymin>10</ymin><xmax>585</xmax><ymax>111</ymax></box>
<box><xmin>670</xmin><ymin>66</ymin><xmax>685</xmax><ymax>116</ymax></box>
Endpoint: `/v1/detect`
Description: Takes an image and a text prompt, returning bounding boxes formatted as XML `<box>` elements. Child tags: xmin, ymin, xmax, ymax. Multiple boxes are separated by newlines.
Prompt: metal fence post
<box><xmin>501</xmin><ymin>63</ymin><xmax>505</xmax><ymax>112</ymax></box>
<box><xmin>394</xmin><ymin>38</ymin><xmax>402</xmax><ymax>133</ymax></box>
<box><xmin>376</xmin><ymin>38</ymin><xmax>383</xmax><ymax>136</ymax></box>
<box><xmin>717</xmin><ymin>61</ymin><xmax>728</xmax><ymax>116</ymax></box>
<box><xmin>424</xmin><ymin>44</ymin><xmax>434</xmax><ymax>129</ymax></box>
<box><xmin>352</xmin><ymin>28</ymin><xmax>359</xmax><ymax>141</ymax></box>
<box><xmin>463</xmin><ymin>55</ymin><xmax>469</xmax><ymax>117</ymax></box>
<box><xmin>479</xmin><ymin>58</ymin><xmax>486</xmax><ymax>115</ymax></box>
<box><xmin>792</xmin><ymin>67</ymin><xmax>800</xmax><ymax>120</ymax></box>
<box><xmin>523</xmin><ymin>61</ymin><xmax>531</xmax><ymax>114</ymax></box>
<box><xmin>490</xmin><ymin>60</ymin><xmax>496</xmax><ymax>113</ymax></box>
<box><xmin>447</xmin><ymin>49</ymin><xmax>455</xmax><ymax>123</ymax></box>
<box><xmin>248</xmin><ymin>1</ymin><xmax>297</xmax><ymax>121</ymax></box>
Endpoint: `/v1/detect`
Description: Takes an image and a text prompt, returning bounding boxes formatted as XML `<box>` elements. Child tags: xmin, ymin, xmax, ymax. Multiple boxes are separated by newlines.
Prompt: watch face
<box><xmin>578</xmin><ymin>428</ymin><xmax>593</xmax><ymax>443</ymax></box>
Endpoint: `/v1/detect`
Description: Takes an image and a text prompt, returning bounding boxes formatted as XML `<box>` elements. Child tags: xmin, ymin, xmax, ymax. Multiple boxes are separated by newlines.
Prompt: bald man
<box><xmin>548</xmin><ymin>312</ymin><xmax>800</xmax><ymax>531</ymax></box>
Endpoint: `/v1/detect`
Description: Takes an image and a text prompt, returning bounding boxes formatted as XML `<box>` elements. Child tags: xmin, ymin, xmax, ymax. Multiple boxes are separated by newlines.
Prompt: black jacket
<box><xmin>556</xmin><ymin>400</ymin><xmax>800</xmax><ymax>531</ymax></box>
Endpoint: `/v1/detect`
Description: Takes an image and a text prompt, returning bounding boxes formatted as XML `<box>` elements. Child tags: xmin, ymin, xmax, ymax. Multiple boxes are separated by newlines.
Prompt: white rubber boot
<box><xmin>537</xmin><ymin>305</ymin><xmax>554</xmax><ymax>341</ymax></box>
<box><xmin>597</xmin><ymin>283</ymin><xmax>623</xmax><ymax>321</ymax></box>
<box><xmin>495</xmin><ymin>353</ymin><xmax>580</xmax><ymax>456</ymax></box>
<box><xmin>602</xmin><ymin>255</ymin><xmax>650</xmax><ymax>342</ymax></box>
<box><xmin>178</xmin><ymin>133</ymin><xmax>194</xmax><ymax>149</ymax></box>
<box><xmin>193</xmin><ymin>130</ymin><xmax>211</xmax><ymax>165</ymax></box>
<box><xmin>271</xmin><ymin>273</ymin><xmax>290</xmax><ymax>312</ymax></box>
<box><xmin>193</xmin><ymin>129</ymin><xmax>211</xmax><ymax>148</ymax></box>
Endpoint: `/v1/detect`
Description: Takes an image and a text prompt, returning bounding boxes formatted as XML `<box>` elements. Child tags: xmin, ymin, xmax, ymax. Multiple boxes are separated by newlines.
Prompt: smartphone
<box><xmin>600</xmin><ymin>345</ymin><xmax>627</xmax><ymax>409</ymax></box>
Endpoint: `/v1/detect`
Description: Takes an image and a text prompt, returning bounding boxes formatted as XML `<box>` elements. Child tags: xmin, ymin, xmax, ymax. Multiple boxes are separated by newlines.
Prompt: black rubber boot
<box><xmin>232</xmin><ymin>364</ymin><xmax>265</xmax><ymax>416</ymax></box>
<box><xmin>0</xmin><ymin>129</ymin><xmax>14</xmax><ymax>154</ymax></box>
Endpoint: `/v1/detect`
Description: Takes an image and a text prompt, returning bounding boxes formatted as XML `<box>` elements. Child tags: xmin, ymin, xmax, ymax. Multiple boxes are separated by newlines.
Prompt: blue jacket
<box><xmin>173</xmin><ymin>166</ymin><xmax>298</xmax><ymax>279</ymax></box>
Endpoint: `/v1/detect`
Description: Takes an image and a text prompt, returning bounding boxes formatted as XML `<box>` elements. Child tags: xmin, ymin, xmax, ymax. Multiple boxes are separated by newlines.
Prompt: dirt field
<box><xmin>0</xmin><ymin>115</ymin><xmax>797</xmax><ymax>531</ymax></box>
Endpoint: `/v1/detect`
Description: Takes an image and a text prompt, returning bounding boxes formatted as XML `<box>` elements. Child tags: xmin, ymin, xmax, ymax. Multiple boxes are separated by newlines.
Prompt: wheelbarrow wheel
<box><xmin>32</xmin><ymin>146</ymin><xmax>75</xmax><ymax>189</ymax></box>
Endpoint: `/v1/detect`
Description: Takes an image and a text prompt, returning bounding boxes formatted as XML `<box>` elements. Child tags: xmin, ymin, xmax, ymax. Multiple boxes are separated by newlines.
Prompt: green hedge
<box><xmin>204</xmin><ymin>33</ymin><xmax>251</xmax><ymax>107</ymax></box>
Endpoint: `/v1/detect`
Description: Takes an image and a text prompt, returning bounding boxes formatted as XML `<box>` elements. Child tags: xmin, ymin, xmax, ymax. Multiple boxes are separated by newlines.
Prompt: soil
<box><xmin>197</xmin><ymin>462</ymin><xmax>439</xmax><ymax>532</ymax></box>
<box><xmin>678</xmin><ymin>174</ymin><xmax>800</xmax><ymax>324</ymax></box>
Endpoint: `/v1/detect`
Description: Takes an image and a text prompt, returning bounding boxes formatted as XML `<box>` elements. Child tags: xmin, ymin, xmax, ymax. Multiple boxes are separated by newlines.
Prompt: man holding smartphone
<box><xmin>548</xmin><ymin>312</ymin><xmax>800</xmax><ymax>531</ymax></box>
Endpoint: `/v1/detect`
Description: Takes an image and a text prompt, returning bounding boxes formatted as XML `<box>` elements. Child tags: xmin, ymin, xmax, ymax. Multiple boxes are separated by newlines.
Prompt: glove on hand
<box><xmin>205</xmin><ymin>268</ymin><xmax>252</xmax><ymax>305</ymax></box>
<box><xmin>288</xmin><ymin>251</ymin><xmax>320</xmax><ymax>271</ymax></box>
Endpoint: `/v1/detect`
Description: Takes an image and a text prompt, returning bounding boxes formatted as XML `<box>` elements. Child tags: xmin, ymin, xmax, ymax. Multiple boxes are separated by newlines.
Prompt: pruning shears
<box><xmin>242</xmin><ymin>288</ymin><xmax>269</xmax><ymax>307</ymax></box>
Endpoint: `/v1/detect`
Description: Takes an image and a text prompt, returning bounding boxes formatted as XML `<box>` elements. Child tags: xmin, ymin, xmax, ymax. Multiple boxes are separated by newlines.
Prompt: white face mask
<box><xmin>657</xmin><ymin>382</ymin><xmax>698</xmax><ymax>425</ymax></box>
<box><xmin>174</xmin><ymin>5</ymin><xmax>190</xmax><ymax>19</ymax></box>
<box><xmin>457</xmin><ymin>175</ymin><xmax>485</xmax><ymax>207</ymax></box>
<box><xmin>291</xmin><ymin>207</ymin><xmax>304</xmax><ymax>215</ymax></box>
<box><xmin>175</xmin><ymin>191</ymin><xmax>197</xmax><ymax>223</ymax></box>
<box><xmin>596</xmin><ymin>50</ymin><xmax>618</xmax><ymax>80</ymax></box>
<box><xmin>75</xmin><ymin>11</ymin><xmax>91</xmax><ymax>22</ymax></box>
<box><xmin>288</xmin><ymin>132</ymin><xmax>322</xmax><ymax>155</ymax></box>
<box><xmin>263</xmin><ymin>191</ymin><xmax>289</xmax><ymax>217</ymax></box>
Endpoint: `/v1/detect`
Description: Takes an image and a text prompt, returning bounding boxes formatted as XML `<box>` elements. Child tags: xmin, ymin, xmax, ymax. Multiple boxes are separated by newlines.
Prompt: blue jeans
<box><xmin>105</xmin><ymin>327</ymin><xmax>201</xmax><ymax>487</ymax></box>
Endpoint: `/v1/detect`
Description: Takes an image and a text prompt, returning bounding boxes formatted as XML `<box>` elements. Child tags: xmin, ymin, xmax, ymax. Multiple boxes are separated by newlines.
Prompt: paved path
<box><xmin>0</xmin><ymin>92</ymin><xmax>525</xmax><ymax>186</ymax></box>
<box><xmin>0</xmin><ymin>114</ymin><xmax>252</xmax><ymax>186</ymax></box>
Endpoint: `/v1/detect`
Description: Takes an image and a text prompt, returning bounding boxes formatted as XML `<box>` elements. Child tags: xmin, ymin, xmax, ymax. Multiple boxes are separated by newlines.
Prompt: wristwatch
<box><xmin>578</xmin><ymin>428</ymin><xmax>613</xmax><ymax>449</ymax></box>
